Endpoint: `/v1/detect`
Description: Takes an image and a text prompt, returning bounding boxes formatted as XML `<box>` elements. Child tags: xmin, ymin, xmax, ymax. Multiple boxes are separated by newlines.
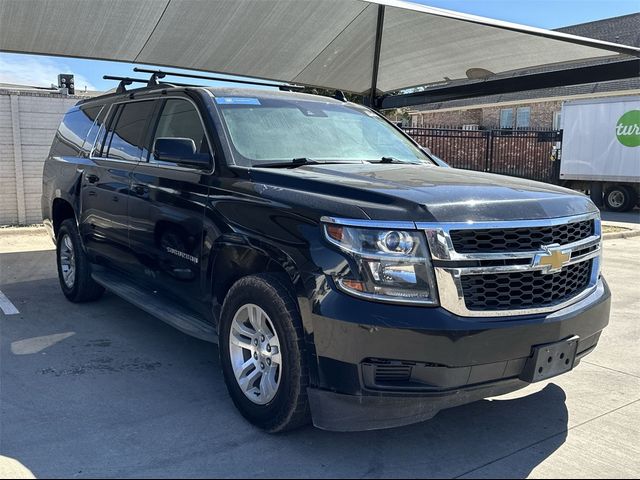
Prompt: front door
<box><xmin>128</xmin><ymin>95</ymin><xmax>212</xmax><ymax>310</ymax></box>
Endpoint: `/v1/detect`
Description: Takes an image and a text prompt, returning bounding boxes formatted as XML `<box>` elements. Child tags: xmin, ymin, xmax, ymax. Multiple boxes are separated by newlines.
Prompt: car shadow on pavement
<box><xmin>1</xmin><ymin>276</ymin><xmax>568</xmax><ymax>478</ymax></box>
<box><xmin>284</xmin><ymin>383</ymin><xmax>569</xmax><ymax>478</ymax></box>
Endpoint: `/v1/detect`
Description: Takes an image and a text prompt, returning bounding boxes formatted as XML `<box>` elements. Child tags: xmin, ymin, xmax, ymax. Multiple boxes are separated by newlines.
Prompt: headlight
<box><xmin>323</xmin><ymin>222</ymin><xmax>438</xmax><ymax>305</ymax></box>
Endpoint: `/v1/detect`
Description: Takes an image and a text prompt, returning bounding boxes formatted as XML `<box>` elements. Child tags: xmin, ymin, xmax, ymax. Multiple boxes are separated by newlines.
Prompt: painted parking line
<box><xmin>0</xmin><ymin>290</ymin><xmax>19</xmax><ymax>315</ymax></box>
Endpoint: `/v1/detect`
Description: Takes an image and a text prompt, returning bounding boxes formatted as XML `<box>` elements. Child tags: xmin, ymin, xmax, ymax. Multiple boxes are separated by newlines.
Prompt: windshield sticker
<box><xmin>215</xmin><ymin>97</ymin><xmax>261</xmax><ymax>106</ymax></box>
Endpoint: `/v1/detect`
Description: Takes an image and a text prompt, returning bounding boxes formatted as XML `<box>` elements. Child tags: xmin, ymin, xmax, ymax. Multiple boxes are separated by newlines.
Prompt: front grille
<box><xmin>450</xmin><ymin>220</ymin><xmax>593</xmax><ymax>253</ymax></box>
<box><xmin>461</xmin><ymin>260</ymin><xmax>592</xmax><ymax>311</ymax></box>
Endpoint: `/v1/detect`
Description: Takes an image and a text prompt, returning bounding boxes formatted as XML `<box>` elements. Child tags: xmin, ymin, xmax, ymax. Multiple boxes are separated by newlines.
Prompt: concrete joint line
<box><xmin>9</xmin><ymin>94</ymin><xmax>26</xmax><ymax>225</ymax></box>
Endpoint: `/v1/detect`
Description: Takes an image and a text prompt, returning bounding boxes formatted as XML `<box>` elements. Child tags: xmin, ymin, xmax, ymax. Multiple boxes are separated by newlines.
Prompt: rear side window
<box><xmin>150</xmin><ymin>98</ymin><xmax>210</xmax><ymax>161</ymax></box>
<box><xmin>81</xmin><ymin>105</ymin><xmax>107</xmax><ymax>153</ymax></box>
<box><xmin>53</xmin><ymin>105</ymin><xmax>103</xmax><ymax>156</ymax></box>
<box><xmin>99</xmin><ymin>100</ymin><xmax>155</xmax><ymax>162</ymax></box>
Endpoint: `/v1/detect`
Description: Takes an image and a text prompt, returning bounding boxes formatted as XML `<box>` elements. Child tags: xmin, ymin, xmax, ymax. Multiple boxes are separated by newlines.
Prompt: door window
<box><xmin>100</xmin><ymin>100</ymin><xmax>155</xmax><ymax>162</ymax></box>
<box><xmin>150</xmin><ymin>98</ymin><xmax>211</xmax><ymax>164</ymax></box>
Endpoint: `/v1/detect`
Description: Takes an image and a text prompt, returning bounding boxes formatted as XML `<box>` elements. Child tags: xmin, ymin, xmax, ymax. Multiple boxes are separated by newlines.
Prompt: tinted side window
<box><xmin>53</xmin><ymin>105</ymin><xmax>102</xmax><ymax>156</ymax></box>
<box><xmin>93</xmin><ymin>104</ymin><xmax>115</xmax><ymax>157</ymax></box>
<box><xmin>151</xmin><ymin>99</ymin><xmax>210</xmax><ymax>161</ymax></box>
<box><xmin>102</xmin><ymin>100</ymin><xmax>155</xmax><ymax>162</ymax></box>
<box><xmin>81</xmin><ymin>105</ymin><xmax>107</xmax><ymax>155</ymax></box>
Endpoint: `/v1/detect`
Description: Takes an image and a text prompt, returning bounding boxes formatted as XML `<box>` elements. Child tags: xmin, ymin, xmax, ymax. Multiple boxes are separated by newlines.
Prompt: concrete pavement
<box><xmin>0</xmin><ymin>233</ymin><xmax>638</xmax><ymax>478</ymax></box>
<box><xmin>601</xmin><ymin>210</ymin><xmax>640</xmax><ymax>240</ymax></box>
<box><xmin>600</xmin><ymin>210</ymin><xmax>640</xmax><ymax>226</ymax></box>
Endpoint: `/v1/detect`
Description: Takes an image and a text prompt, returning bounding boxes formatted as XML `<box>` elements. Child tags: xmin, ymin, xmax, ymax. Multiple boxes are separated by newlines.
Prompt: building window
<box><xmin>516</xmin><ymin>107</ymin><xmax>531</xmax><ymax>129</ymax></box>
<box><xmin>553</xmin><ymin>111</ymin><xmax>562</xmax><ymax>130</ymax></box>
<box><xmin>499</xmin><ymin>108</ymin><xmax>513</xmax><ymax>129</ymax></box>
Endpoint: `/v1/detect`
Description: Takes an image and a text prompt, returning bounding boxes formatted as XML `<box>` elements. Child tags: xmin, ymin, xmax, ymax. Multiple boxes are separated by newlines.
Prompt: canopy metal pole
<box><xmin>380</xmin><ymin>58</ymin><xmax>640</xmax><ymax>109</ymax></box>
<box><xmin>368</xmin><ymin>4</ymin><xmax>386</xmax><ymax>109</ymax></box>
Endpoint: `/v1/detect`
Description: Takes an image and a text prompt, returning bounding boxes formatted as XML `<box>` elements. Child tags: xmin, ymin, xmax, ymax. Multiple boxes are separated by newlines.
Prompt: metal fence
<box><xmin>403</xmin><ymin>127</ymin><xmax>563</xmax><ymax>183</ymax></box>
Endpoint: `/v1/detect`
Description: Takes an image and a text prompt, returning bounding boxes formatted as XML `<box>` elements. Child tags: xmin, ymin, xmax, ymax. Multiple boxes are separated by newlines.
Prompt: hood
<box><xmin>248</xmin><ymin>163</ymin><xmax>597</xmax><ymax>223</ymax></box>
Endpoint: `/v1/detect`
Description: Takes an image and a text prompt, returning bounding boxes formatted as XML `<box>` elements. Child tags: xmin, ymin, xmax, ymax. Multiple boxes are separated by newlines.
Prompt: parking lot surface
<box><xmin>1</xmin><ymin>230</ymin><xmax>639</xmax><ymax>479</ymax></box>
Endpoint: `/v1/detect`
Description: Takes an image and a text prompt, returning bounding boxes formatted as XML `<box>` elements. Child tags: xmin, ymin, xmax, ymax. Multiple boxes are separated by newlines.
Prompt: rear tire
<box><xmin>56</xmin><ymin>219</ymin><xmax>105</xmax><ymax>302</ymax></box>
<box><xmin>219</xmin><ymin>273</ymin><xmax>310</xmax><ymax>433</ymax></box>
<box><xmin>603</xmin><ymin>185</ymin><xmax>635</xmax><ymax>212</ymax></box>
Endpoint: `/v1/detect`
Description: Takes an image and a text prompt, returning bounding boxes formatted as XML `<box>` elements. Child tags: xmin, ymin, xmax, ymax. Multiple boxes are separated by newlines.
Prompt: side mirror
<box><xmin>421</xmin><ymin>147</ymin><xmax>450</xmax><ymax>167</ymax></box>
<box><xmin>153</xmin><ymin>137</ymin><xmax>211</xmax><ymax>168</ymax></box>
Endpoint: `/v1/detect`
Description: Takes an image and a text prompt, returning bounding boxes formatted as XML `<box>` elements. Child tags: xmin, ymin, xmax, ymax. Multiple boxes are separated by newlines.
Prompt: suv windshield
<box><xmin>214</xmin><ymin>95</ymin><xmax>431</xmax><ymax>166</ymax></box>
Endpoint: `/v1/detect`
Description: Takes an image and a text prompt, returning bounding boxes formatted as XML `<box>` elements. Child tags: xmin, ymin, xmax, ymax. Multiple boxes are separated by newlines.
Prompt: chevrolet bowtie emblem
<box><xmin>534</xmin><ymin>245</ymin><xmax>571</xmax><ymax>274</ymax></box>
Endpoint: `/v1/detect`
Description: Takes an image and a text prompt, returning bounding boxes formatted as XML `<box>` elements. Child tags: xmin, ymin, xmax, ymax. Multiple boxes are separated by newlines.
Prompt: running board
<box><xmin>92</xmin><ymin>270</ymin><xmax>218</xmax><ymax>343</ymax></box>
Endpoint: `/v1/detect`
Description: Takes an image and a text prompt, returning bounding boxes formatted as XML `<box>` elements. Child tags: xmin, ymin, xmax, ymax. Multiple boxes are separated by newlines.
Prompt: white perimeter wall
<box><xmin>0</xmin><ymin>89</ymin><xmax>83</xmax><ymax>225</ymax></box>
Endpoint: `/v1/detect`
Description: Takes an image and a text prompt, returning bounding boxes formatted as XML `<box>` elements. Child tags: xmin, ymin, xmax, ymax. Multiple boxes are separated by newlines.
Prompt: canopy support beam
<box><xmin>380</xmin><ymin>58</ymin><xmax>640</xmax><ymax>109</ymax></box>
<box><xmin>368</xmin><ymin>4</ymin><xmax>385</xmax><ymax>109</ymax></box>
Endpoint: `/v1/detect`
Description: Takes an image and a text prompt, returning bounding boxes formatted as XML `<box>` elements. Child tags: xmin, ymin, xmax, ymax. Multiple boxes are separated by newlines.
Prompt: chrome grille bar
<box><xmin>420</xmin><ymin>212</ymin><xmax>602</xmax><ymax>317</ymax></box>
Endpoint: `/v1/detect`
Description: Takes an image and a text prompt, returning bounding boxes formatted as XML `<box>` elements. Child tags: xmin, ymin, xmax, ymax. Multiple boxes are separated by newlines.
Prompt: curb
<box><xmin>602</xmin><ymin>229</ymin><xmax>640</xmax><ymax>241</ymax></box>
<box><xmin>0</xmin><ymin>226</ymin><xmax>48</xmax><ymax>237</ymax></box>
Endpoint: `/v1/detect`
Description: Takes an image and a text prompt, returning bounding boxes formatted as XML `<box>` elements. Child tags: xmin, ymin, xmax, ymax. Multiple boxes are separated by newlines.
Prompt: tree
<box><xmin>299</xmin><ymin>87</ymin><xmax>363</xmax><ymax>104</ymax></box>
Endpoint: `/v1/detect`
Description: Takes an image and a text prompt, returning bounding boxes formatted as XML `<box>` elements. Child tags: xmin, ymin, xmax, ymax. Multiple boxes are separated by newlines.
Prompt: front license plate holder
<box><xmin>520</xmin><ymin>336</ymin><xmax>579</xmax><ymax>383</ymax></box>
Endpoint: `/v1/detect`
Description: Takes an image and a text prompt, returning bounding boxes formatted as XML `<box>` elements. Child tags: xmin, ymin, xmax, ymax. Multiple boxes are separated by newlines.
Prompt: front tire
<box><xmin>56</xmin><ymin>219</ymin><xmax>105</xmax><ymax>303</ymax></box>
<box><xmin>219</xmin><ymin>274</ymin><xmax>310</xmax><ymax>432</ymax></box>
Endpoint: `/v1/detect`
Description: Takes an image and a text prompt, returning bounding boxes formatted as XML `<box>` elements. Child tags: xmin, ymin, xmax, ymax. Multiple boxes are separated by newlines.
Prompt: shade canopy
<box><xmin>1</xmin><ymin>0</ymin><xmax>638</xmax><ymax>94</ymax></box>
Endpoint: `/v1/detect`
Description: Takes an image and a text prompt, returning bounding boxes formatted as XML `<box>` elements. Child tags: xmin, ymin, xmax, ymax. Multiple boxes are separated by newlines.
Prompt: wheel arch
<box><xmin>206</xmin><ymin>236</ymin><xmax>320</xmax><ymax>391</ymax></box>
<box><xmin>51</xmin><ymin>198</ymin><xmax>77</xmax><ymax>237</ymax></box>
<box><xmin>209</xmin><ymin>239</ymin><xmax>304</xmax><ymax>309</ymax></box>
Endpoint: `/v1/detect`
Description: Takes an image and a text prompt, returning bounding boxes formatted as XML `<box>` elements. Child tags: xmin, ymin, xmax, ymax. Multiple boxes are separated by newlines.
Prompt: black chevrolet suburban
<box><xmin>42</xmin><ymin>80</ymin><xmax>610</xmax><ymax>432</ymax></box>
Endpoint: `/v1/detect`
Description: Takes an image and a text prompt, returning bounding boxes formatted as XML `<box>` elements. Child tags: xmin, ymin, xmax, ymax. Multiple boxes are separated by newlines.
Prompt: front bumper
<box><xmin>306</xmin><ymin>278</ymin><xmax>610</xmax><ymax>431</ymax></box>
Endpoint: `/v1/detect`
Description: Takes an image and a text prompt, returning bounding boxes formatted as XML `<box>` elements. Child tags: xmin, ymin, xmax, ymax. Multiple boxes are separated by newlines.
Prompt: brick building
<box><xmin>407</xmin><ymin>14</ymin><xmax>640</xmax><ymax>130</ymax></box>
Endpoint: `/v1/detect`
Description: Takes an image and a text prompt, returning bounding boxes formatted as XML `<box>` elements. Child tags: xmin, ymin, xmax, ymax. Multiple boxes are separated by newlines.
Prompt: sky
<box><xmin>0</xmin><ymin>0</ymin><xmax>638</xmax><ymax>92</ymax></box>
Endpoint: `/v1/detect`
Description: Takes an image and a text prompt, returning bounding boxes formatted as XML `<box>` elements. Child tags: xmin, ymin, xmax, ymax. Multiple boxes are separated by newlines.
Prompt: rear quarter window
<box><xmin>52</xmin><ymin>105</ymin><xmax>103</xmax><ymax>157</ymax></box>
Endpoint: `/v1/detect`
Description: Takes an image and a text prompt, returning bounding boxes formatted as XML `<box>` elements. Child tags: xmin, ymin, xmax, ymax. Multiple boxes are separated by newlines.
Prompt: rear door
<box><xmin>128</xmin><ymin>94</ymin><xmax>212</xmax><ymax>308</ymax></box>
<box><xmin>80</xmin><ymin>99</ymin><xmax>156</xmax><ymax>272</ymax></box>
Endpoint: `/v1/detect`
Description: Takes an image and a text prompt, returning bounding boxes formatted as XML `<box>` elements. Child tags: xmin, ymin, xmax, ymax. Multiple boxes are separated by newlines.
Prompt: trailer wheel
<box><xmin>603</xmin><ymin>185</ymin><xmax>635</xmax><ymax>212</ymax></box>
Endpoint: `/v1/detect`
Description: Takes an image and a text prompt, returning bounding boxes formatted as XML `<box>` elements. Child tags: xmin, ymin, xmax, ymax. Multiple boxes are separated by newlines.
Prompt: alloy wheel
<box><xmin>59</xmin><ymin>234</ymin><xmax>76</xmax><ymax>288</ymax></box>
<box><xmin>228</xmin><ymin>304</ymin><xmax>282</xmax><ymax>405</ymax></box>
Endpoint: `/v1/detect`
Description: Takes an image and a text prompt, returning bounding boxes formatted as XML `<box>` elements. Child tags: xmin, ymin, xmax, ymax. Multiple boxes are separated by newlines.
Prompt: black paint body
<box><xmin>42</xmin><ymin>86</ymin><xmax>610</xmax><ymax>430</ymax></box>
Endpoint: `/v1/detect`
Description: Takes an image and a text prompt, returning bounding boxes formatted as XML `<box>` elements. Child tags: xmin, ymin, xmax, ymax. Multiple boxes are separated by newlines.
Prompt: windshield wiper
<box><xmin>367</xmin><ymin>157</ymin><xmax>421</xmax><ymax>164</ymax></box>
<box><xmin>253</xmin><ymin>158</ymin><xmax>357</xmax><ymax>169</ymax></box>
